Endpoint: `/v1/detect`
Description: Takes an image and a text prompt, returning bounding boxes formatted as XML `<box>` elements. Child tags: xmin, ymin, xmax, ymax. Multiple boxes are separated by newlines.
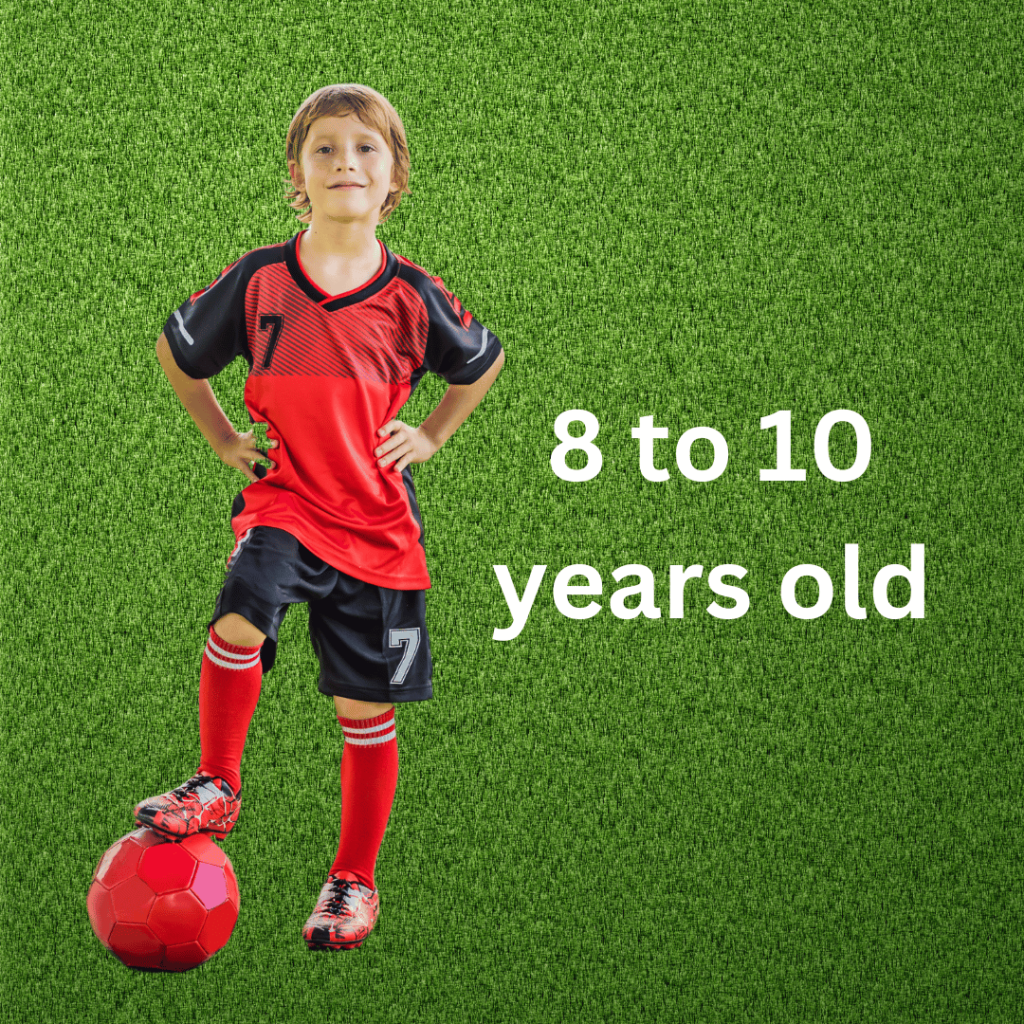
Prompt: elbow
<box><xmin>156</xmin><ymin>333</ymin><xmax>176</xmax><ymax>377</ymax></box>
<box><xmin>484</xmin><ymin>347</ymin><xmax>505</xmax><ymax>387</ymax></box>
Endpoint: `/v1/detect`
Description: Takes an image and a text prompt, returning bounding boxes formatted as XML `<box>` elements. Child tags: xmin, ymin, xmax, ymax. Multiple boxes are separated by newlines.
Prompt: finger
<box><xmin>379</xmin><ymin>440</ymin><xmax>411</xmax><ymax>467</ymax></box>
<box><xmin>377</xmin><ymin>419</ymin><xmax>402</xmax><ymax>439</ymax></box>
<box><xmin>374</xmin><ymin>433</ymin><xmax>405</xmax><ymax>457</ymax></box>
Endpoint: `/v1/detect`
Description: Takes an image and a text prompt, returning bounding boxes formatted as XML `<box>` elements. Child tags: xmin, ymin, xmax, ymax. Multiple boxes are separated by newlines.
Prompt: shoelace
<box><xmin>172</xmin><ymin>774</ymin><xmax>221</xmax><ymax>800</ymax></box>
<box><xmin>320</xmin><ymin>879</ymin><xmax>362</xmax><ymax>917</ymax></box>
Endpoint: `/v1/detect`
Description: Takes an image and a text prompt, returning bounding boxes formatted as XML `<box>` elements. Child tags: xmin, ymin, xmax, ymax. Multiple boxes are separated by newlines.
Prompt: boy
<box><xmin>136</xmin><ymin>84</ymin><xmax>504</xmax><ymax>951</ymax></box>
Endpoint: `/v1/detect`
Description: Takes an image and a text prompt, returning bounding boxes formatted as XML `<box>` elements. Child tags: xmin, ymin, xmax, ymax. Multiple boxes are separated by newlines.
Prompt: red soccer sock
<box><xmin>196</xmin><ymin>625</ymin><xmax>263</xmax><ymax>796</ymax></box>
<box><xmin>330</xmin><ymin>709</ymin><xmax>399</xmax><ymax>890</ymax></box>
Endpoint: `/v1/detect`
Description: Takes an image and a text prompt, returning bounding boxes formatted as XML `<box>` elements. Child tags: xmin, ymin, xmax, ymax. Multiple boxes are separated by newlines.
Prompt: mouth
<box><xmin>329</xmin><ymin>184</ymin><xmax>364</xmax><ymax>189</ymax></box>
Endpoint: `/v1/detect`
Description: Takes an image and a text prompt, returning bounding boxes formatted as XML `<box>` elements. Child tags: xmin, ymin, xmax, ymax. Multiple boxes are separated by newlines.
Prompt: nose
<box><xmin>335</xmin><ymin>145</ymin><xmax>359</xmax><ymax>170</ymax></box>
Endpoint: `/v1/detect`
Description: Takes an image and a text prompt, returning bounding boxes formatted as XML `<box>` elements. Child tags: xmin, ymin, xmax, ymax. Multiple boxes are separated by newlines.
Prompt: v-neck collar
<box><xmin>285</xmin><ymin>231</ymin><xmax>398</xmax><ymax>311</ymax></box>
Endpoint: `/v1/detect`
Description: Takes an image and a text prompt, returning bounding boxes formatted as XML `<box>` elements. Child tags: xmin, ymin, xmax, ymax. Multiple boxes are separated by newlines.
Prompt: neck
<box><xmin>302</xmin><ymin>215</ymin><xmax>379</xmax><ymax>262</ymax></box>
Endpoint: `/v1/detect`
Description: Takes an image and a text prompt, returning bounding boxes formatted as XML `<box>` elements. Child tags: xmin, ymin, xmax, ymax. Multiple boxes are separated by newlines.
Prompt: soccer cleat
<box><xmin>303</xmin><ymin>874</ymin><xmax>380</xmax><ymax>951</ymax></box>
<box><xmin>133</xmin><ymin>773</ymin><xmax>241</xmax><ymax>841</ymax></box>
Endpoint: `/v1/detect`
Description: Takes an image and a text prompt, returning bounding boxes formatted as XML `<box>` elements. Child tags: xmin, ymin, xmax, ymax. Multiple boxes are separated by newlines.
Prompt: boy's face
<box><xmin>289</xmin><ymin>114</ymin><xmax>398</xmax><ymax>227</ymax></box>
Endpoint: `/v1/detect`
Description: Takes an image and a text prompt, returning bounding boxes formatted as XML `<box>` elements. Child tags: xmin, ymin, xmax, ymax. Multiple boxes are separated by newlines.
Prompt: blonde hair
<box><xmin>284</xmin><ymin>84</ymin><xmax>412</xmax><ymax>225</ymax></box>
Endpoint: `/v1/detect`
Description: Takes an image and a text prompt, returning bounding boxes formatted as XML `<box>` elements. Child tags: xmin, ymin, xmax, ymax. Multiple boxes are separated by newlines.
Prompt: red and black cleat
<box><xmin>133</xmin><ymin>773</ymin><xmax>241</xmax><ymax>842</ymax></box>
<box><xmin>303</xmin><ymin>875</ymin><xmax>380</xmax><ymax>951</ymax></box>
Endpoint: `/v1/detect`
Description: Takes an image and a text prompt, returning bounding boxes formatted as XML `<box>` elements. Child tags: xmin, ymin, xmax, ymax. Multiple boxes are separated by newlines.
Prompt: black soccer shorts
<box><xmin>208</xmin><ymin>525</ymin><xmax>432</xmax><ymax>703</ymax></box>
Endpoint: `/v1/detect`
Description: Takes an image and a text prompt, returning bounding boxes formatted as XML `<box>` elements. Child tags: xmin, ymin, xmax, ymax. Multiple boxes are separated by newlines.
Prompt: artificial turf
<box><xmin>3</xmin><ymin>0</ymin><xmax>1023</xmax><ymax>1020</ymax></box>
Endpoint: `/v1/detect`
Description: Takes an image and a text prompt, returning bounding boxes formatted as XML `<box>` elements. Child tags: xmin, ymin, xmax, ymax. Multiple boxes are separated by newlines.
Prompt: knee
<box><xmin>334</xmin><ymin>696</ymin><xmax>394</xmax><ymax>720</ymax></box>
<box><xmin>214</xmin><ymin>613</ymin><xmax>267</xmax><ymax>647</ymax></box>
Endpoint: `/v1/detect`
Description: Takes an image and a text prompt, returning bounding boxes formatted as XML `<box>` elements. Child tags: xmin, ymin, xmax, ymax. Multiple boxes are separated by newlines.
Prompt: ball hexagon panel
<box><xmin>139</xmin><ymin>842</ymin><xmax>197</xmax><ymax>893</ymax></box>
<box><xmin>108</xmin><ymin>922</ymin><xmax>163</xmax><ymax>969</ymax></box>
<box><xmin>94</xmin><ymin>834</ymin><xmax>144</xmax><ymax>890</ymax></box>
<box><xmin>192</xmin><ymin>861</ymin><xmax>229</xmax><ymax>910</ymax></box>
<box><xmin>163</xmin><ymin>940</ymin><xmax>211</xmax><ymax>972</ymax></box>
<box><xmin>148</xmin><ymin>889</ymin><xmax>208</xmax><ymax>945</ymax></box>
<box><xmin>198</xmin><ymin>900</ymin><xmax>238</xmax><ymax>955</ymax></box>
<box><xmin>225</xmin><ymin>862</ymin><xmax>240</xmax><ymax>908</ymax></box>
<box><xmin>109</xmin><ymin>874</ymin><xmax>156</xmax><ymax>924</ymax></box>
<box><xmin>86</xmin><ymin>882</ymin><xmax>117</xmax><ymax>946</ymax></box>
<box><xmin>183</xmin><ymin>832</ymin><xmax>226</xmax><ymax>868</ymax></box>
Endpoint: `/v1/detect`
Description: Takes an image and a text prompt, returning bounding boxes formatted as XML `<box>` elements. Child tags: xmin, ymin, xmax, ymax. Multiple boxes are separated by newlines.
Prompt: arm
<box><xmin>375</xmin><ymin>348</ymin><xmax>506</xmax><ymax>472</ymax></box>
<box><xmin>156</xmin><ymin>332</ymin><xmax>235</xmax><ymax>449</ymax></box>
<box><xmin>156</xmin><ymin>332</ymin><xmax>275</xmax><ymax>483</ymax></box>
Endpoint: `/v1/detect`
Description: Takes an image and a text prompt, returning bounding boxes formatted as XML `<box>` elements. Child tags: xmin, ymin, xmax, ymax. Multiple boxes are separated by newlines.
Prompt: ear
<box><xmin>288</xmin><ymin>159</ymin><xmax>305</xmax><ymax>190</ymax></box>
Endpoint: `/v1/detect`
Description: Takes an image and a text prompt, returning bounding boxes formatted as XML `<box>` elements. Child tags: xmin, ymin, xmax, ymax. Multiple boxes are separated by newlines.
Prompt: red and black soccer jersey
<box><xmin>162</xmin><ymin>231</ymin><xmax>503</xmax><ymax>589</ymax></box>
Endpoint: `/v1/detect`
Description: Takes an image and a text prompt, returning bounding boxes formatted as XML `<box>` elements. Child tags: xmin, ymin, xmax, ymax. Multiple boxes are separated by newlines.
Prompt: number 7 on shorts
<box><xmin>388</xmin><ymin>628</ymin><xmax>420</xmax><ymax>686</ymax></box>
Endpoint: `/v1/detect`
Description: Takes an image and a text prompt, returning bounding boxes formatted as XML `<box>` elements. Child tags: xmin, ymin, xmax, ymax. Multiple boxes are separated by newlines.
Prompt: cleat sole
<box><xmin>133</xmin><ymin>812</ymin><xmax>235</xmax><ymax>842</ymax></box>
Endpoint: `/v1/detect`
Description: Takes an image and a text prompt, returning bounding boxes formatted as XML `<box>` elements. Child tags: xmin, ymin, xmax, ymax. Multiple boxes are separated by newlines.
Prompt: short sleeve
<box><xmin>420</xmin><ymin>276</ymin><xmax>503</xmax><ymax>385</ymax></box>
<box><xmin>162</xmin><ymin>257</ymin><xmax>252</xmax><ymax>379</ymax></box>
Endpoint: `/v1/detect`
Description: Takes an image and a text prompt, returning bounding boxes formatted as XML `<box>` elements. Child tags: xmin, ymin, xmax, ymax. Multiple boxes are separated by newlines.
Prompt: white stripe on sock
<box><xmin>208</xmin><ymin>635</ymin><xmax>260</xmax><ymax>662</ymax></box>
<box><xmin>205</xmin><ymin>643</ymin><xmax>261</xmax><ymax>671</ymax></box>
<box><xmin>342</xmin><ymin>718</ymin><xmax>395</xmax><ymax>736</ymax></box>
<box><xmin>343</xmin><ymin>728</ymin><xmax>397</xmax><ymax>746</ymax></box>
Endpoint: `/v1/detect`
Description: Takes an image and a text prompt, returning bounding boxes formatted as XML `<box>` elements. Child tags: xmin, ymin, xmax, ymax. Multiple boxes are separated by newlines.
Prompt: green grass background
<box><xmin>3</xmin><ymin>0</ymin><xmax>1023</xmax><ymax>1020</ymax></box>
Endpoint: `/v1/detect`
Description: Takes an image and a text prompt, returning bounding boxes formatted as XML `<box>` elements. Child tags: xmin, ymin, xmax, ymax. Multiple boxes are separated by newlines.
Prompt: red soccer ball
<box><xmin>87</xmin><ymin>827</ymin><xmax>240</xmax><ymax>971</ymax></box>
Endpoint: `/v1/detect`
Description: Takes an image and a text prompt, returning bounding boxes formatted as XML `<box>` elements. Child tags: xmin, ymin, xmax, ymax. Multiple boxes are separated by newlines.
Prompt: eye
<box><xmin>314</xmin><ymin>144</ymin><xmax>373</xmax><ymax>154</ymax></box>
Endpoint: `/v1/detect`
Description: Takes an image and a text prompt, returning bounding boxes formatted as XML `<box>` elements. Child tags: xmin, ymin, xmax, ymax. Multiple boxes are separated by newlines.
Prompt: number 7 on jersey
<box><xmin>259</xmin><ymin>314</ymin><xmax>284</xmax><ymax>369</ymax></box>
